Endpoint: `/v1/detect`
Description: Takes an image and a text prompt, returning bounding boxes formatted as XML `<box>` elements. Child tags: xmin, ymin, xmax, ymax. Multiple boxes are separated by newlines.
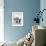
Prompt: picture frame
<box><xmin>12</xmin><ymin>12</ymin><xmax>23</xmax><ymax>26</ymax></box>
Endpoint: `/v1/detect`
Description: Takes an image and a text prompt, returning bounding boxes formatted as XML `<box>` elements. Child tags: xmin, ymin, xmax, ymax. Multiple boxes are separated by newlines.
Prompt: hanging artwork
<box><xmin>12</xmin><ymin>12</ymin><xmax>23</xmax><ymax>26</ymax></box>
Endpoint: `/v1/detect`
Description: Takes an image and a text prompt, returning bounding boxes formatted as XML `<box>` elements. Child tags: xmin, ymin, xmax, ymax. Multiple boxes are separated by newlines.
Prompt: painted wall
<box><xmin>4</xmin><ymin>0</ymin><xmax>40</xmax><ymax>42</ymax></box>
<box><xmin>40</xmin><ymin>0</ymin><xmax>46</xmax><ymax>27</ymax></box>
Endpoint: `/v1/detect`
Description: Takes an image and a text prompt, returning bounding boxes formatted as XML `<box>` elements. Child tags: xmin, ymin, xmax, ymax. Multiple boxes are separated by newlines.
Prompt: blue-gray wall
<box><xmin>40</xmin><ymin>0</ymin><xmax>46</xmax><ymax>27</ymax></box>
<box><xmin>4</xmin><ymin>0</ymin><xmax>40</xmax><ymax>42</ymax></box>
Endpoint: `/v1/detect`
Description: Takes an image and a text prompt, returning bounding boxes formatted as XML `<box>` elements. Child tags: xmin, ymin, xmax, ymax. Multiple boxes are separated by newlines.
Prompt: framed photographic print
<box><xmin>12</xmin><ymin>12</ymin><xmax>23</xmax><ymax>26</ymax></box>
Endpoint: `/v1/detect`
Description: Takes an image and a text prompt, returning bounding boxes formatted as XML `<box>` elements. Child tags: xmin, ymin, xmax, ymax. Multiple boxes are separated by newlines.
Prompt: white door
<box><xmin>0</xmin><ymin>0</ymin><xmax>4</xmax><ymax>42</ymax></box>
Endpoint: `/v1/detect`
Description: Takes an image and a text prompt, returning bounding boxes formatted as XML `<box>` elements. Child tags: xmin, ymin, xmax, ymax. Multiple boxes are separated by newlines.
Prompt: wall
<box><xmin>40</xmin><ymin>0</ymin><xmax>46</xmax><ymax>27</ymax></box>
<box><xmin>4</xmin><ymin>0</ymin><xmax>40</xmax><ymax>42</ymax></box>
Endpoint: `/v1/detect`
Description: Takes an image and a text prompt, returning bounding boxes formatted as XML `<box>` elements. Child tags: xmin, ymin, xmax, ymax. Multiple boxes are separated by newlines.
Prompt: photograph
<box><xmin>12</xmin><ymin>12</ymin><xmax>23</xmax><ymax>26</ymax></box>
